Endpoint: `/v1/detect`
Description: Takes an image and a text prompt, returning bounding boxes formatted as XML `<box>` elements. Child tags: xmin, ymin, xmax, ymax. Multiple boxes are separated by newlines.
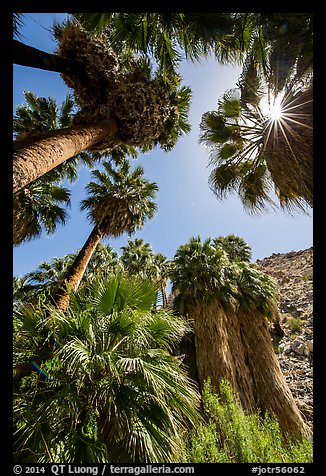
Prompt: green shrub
<box><xmin>182</xmin><ymin>379</ymin><xmax>313</xmax><ymax>463</ymax></box>
<box><xmin>287</xmin><ymin>317</ymin><xmax>305</xmax><ymax>334</ymax></box>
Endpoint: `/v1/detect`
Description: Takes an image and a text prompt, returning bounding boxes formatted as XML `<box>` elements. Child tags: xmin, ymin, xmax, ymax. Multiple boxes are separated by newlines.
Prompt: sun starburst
<box><xmin>261</xmin><ymin>86</ymin><xmax>313</xmax><ymax>208</ymax></box>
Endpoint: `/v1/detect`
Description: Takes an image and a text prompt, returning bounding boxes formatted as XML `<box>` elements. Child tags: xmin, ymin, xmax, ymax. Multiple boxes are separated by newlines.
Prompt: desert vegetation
<box><xmin>13</xmin><ymin>12</ymin><xmax>313</xmax><ymax>464</ymax></box>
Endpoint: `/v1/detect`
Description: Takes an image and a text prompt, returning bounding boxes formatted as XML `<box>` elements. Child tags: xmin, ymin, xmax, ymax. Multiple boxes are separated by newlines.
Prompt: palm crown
<box><xmin>200</xmin><ymin>85</ymin><xmax>312</xmax><ymax>212</ymax></box>
<box><xmin>80</xmin><ymin>160</ymin><xmax>158</xmax><ymax>237</ymax></box>
<box><xmin>171</xmin><ymin>236</ymin><xmax>278</xmax><ymax>316</ymax></box>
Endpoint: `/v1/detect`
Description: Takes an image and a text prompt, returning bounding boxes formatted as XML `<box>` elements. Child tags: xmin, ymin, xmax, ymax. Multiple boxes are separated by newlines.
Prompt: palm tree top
<box><xmin>171</xmin><ymin>235</ymin><xmax>278</xmax><ymax>315</ymax></box>
<box><xmin>73</xmin><ymin>13</ymin><xmax>246</xmax><ymax>75</ymax></box>
<box><xmin>53</xmin><ymin>19</ymin><xmax>192</xmax><ymax>153</ymax></box>
<box><xmin>80</xmin><ymin>160</ymin><xmax>158</xmax><ymax>237</ymax></box>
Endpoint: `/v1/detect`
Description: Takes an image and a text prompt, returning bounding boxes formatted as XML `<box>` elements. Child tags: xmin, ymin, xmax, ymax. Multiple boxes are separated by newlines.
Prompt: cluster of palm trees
<box><xmin>13</xmin><ymin>12</ymin><xmax>313</xmax><ymax>463</ymax></box>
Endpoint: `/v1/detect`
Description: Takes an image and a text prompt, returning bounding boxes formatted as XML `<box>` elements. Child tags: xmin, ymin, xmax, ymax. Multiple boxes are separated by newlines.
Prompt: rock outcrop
<box><xmin>256</xmin><ymin>248</ymin><xmax>313</xmax><ymax>429</ymax></box>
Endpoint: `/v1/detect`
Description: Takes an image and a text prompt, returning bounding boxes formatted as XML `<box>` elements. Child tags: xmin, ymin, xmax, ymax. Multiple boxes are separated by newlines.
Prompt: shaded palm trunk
<box><xmin>160</xmin><ymin>279</ymin><xmax>168</xmax><ymax>307</ymax></box>
<box><xmin>13</xmin><ymin>119</ymin><xmax>119</xmax><ymax>193</ymax></box>
<box><xmin>54</xmin><ymin>223</ymin><xmax>104</xmax><ymax>311</ymax></box>
<box><xmin>263</xmin><ymin>87</ymin><xmax>313</xmax><ymax>207</ymax></box>
<box><xmin>190</xmin><ymin>299</ymin><xmax>308</xmax><ymax>439</ymax></box>
<box><xmin>13</xmin><ymin>39</ymin><xmax>86</xmax><ymax>77</ymax></box>
<box><xmin>238</xmin><ymin>307</ymin><xmax>307</xmax><ymax>439</ymax></box>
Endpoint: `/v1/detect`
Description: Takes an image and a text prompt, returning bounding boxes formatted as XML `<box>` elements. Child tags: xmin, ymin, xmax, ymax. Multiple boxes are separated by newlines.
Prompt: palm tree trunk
<box><xmin>160</xmin><ymin>280</ymin><xmax>168</xmax><ymax>307</ymax></box>
<box><xmin>13</xmin><ymin>39</ymin><xmax>86</xmax><ymax>77</ymax></box>
<box><xmin>238</xmin><ymin>307</ymin><xmax>308</xmax><ymax>439</ymax></box>
<box><xmin>15</xmin><ymin>224</ymin><xmax>104</xmax><ymax>379</ymax></box>
<box><xmin>191</xmin><ymin>300</ymin><xmax>256</xmax><ymax>412</ymax></box>
<box><xmin>54</xmin><ymin>223</ymin><xmax>104</xmax><ymax>312</ymax></box>
<box><xmin>190</xmin><ymin>299</ymin><xmax>308</xmax><ymax>439</ymax></box>
<box><xmin>13</xmin><ymin>119</ymin><xmax>119</xmax><ymax>193</ymax></box>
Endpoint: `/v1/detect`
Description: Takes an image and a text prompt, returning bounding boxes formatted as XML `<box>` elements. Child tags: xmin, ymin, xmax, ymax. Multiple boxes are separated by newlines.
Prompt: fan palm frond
<box><xmin>14</xmin><ymin>275</ymin><xmax>201</xmax><ymax>463</ymax></box>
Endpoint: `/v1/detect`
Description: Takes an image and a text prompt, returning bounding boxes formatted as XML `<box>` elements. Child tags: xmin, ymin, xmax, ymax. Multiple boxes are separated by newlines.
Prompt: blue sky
<box><xmin>13</xmin><ymin>13</ymin><xmax>313</xmax><ymax>277</ymax></box>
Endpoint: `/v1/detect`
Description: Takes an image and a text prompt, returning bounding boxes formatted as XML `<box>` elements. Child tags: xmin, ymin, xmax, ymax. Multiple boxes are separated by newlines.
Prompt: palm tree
<box><xmin>120</xmin><ymin>238</ymin><xmax>154</xmax><ymax>278</ymax></box>
<box><xmin>13</xmin><ymin>92</ymin><xmax>96</xmax><ymax>245</ymax></box>
<box><xmin>120</xmin><ymin>238</ymin><xmax>170</xmax><ymax>307</ymax></box>
<box><xmin>152</xmin><ymin>253</ymin><xmax>171</xmax><ymax>308</ymax></box>
<box><xmin>200</xmin><ymin>84</ymin><xmax>313</xmax><ymax>212</ymax></box>
<box><xmin>14</xmin><ymin>274</ymin><xmax>201</xmax><ymax>463</ymax></box>
<box><xmin>170</xmin><ymin>236</ymin><xmax>308</xmax><ymax>440</ymax></box>
<box><xmin>199</xmin><ymin>13</ymin><xmax>313</xmax><ymax>212</ymax></box>
<box><xmin>213</xmin><ymin>234</ymin><xmax>252</xmax><ymax>262</ymax></box>
<box><xmin>13</xmin><ymin>20</ymin><xmax>193</xmax><ymax>192</ymax></box>
<box><xmin>53</xmin><ymin>160</ymin><xmax>158</xmax><ymax>312</ymax></box>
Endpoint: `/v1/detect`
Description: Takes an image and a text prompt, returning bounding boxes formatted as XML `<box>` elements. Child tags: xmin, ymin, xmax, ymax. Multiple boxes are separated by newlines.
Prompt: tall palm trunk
<box><xmin>13</xmin><ymin>39</ymin><xmax>86</xmax><ymax>77</ymax></box>
<box><xmin>160</xmin><ymin>279</ymin><xmax>168</xmax><ymax>307</ymax></box>
<box><xmin>190</xmin><ymin>299</ymin><xmax>308</xmax><ymax>439</ymax></box>
<box><xmin>13</xmin><ymin>119</ymin><xmax>119</xmax><ymax>193</ymax></box>
<box><xmin>14</xmin><ymin>224</ymin><xmax>104</xmax><ymax>379</ymax></box>
<box><xmin>238</xmin><ymin>307</ymin><xmax>307</xmax><ymax>439</ymax></box>
<box><xmin>54</xmin><ymin>223</ymin><xmax>104</xmax><ymax>311</ymax></box>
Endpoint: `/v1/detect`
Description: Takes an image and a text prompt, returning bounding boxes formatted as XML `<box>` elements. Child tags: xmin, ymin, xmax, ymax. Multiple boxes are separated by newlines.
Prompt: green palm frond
<box><xmin>73</xmin><ymin>13</ymin><xmax>114</xmax><ymax>34</ymax></box>
<box><xmin>14</xmin><ymin>275</ymin><xmax>201</xmax><ymax>463</ymax></box>
<box><xmin>13</xmin><ymin>13</ymin><xmax>26</xmax><ymax>39</ymax></box>
<box><xmin>13</xmin><ymin>182</ymin><xmax>71</xmax><ymax>246</ymax></box>
<box><xmin>80</xmin><ymin>160</ymin><xmax>158</xmax><ymax>237</ymax></box>
<box><xmin>213</xmin><ymin>235</ymin><xmax>252</xmax><ymax>263</ymax></box>
<box><xmin>74</xmin><ymin>12</ymin><xmax>247</xmax><ymax>78</ymax></box>
<box><xmin>171</xmin><ymin>235</ymin><xmax>278</xmax><ymax>316</ymax></box>
<box><xmin>235</xmin><ymin>263</ymin><xmax>279</xmax><ymax>316</ymax></box>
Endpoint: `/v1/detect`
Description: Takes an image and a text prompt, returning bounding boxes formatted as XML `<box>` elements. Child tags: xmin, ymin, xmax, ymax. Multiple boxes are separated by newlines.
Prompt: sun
<box><xmin>269</xmin><ymin>94</ymin><xmax>284</xmax><ymax>121</ymax></box>
<box><xmin>260</xmin><ymin>92</ymin><xmax>285</xmax><ymax>122</ymax></box>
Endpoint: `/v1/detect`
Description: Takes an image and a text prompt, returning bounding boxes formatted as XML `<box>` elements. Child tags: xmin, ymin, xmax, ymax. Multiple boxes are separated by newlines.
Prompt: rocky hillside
<box><xmin>256</xmin><ymin>248</ymin><xmax>313</xmax><ymax>429</ymax></box>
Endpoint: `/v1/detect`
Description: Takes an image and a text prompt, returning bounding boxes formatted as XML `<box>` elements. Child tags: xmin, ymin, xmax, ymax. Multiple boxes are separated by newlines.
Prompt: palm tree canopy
<box><xmin>171</xmin><ymin>236</ymin><xmax>278</xmax><ymax>317</ymax></box>
<box><xmin>52</xmin><ymin>19</ymin><xmax>192</xmax><ymax>154</ymax></box>
<box><xmin>199</xmin><ymin>12</ymin><xmax>313</xmax><ymax>213</ymax></box>
<box><xmin>120</xmin><ymin>239</ymin><xmax>170</xmax><ymax>307</ymax></box>
<box><xmin>171</xmin><ymin>236</ymin><xmax>232</xmax><ymax>309</ymax></box>
<box><xmin>13</xmin><ymin>183</ymin><xmax>71</xmax><ymax>246</ymax></box>
<box><xmin>213</xmin><ymin>235</ymin><xmax>252</xmax><ymax>263</ymax></box>
<box><xmin>74</xmin><ymin>13</ymin><xmax>245</xmax><ymax>76</ymax></box>
<box><xmin>14</xmin><ymin>274</ymin><xmax>201</xmax><ymax>463</ymax></box>
<box><xmin>80</xmin><ymin>160</ymin><xmax>158</xmax><ymax>237</ymax></box>
<box><xmin>120</xmin><ymin>238</ymin><xmax>155</xmax><ymax>277</ymax></box>
<box><xmin>199</xmin><ymin>84</ymin><xmax>312</xmax><ymax>212</ymax></box>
